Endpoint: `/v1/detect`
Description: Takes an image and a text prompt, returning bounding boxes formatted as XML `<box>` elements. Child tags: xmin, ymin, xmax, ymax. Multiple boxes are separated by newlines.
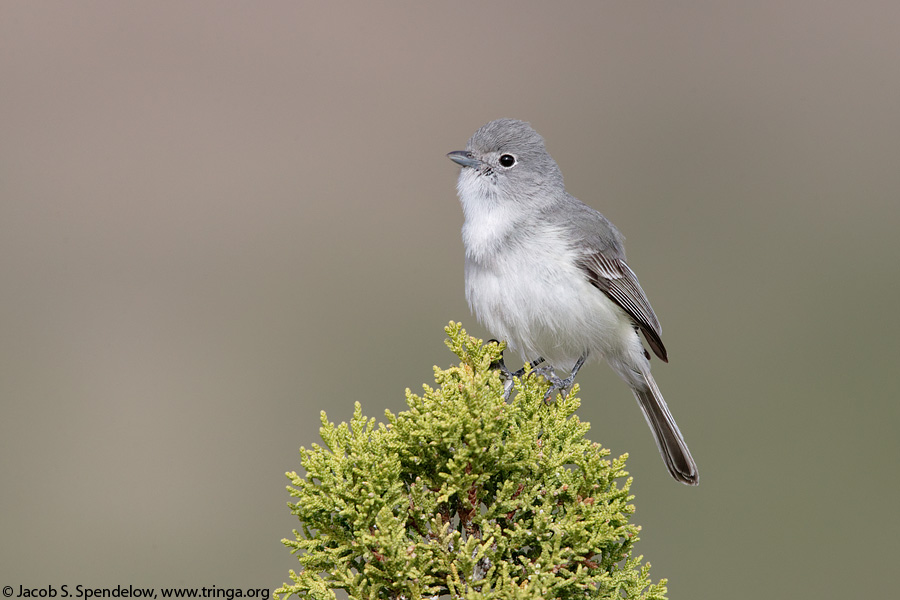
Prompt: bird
<box><xmin>447</xmin><ymin>118</ymin><xmax>698</xmax><ymax>485</ymax></box>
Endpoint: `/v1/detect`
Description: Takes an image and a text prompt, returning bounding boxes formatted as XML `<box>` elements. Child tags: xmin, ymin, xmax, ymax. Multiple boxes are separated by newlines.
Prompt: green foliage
<box><xmin>276</xmin><ymin>322</ymin><xmax>668</xmax><ymax>600</ymax></box>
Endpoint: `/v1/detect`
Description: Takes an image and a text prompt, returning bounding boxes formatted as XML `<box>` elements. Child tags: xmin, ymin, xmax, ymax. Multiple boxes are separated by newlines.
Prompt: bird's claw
<box><xmin>542</xmin><ymin>374</ymin><xmax>576</xmax><ymax>403</ymax></box>
<box><xmin>487</xmin><ymin>340</ymin><xmax>545</xmax><ymax>400</ymax></box>
<box><xmin>541</xmin><ymin>354</ymin><xmax>588</xmax><ymax>403</ymax></box>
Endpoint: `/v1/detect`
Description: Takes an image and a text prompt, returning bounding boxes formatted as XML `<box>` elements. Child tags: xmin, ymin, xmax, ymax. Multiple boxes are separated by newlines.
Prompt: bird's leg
<box><xmin>543</xmin><ymin>353</ymin><xmax>588</xmax><ymax>402</ymax></box>
<box><xmin>488</xmin><ymin>340</ymin><xmax>545</xmax><ymax>399</ymax></box>
<box><xmin>504</xmin><ymin>357</ymin><xmax>546</xmax><ymax>399</ymax></box>
<box><xmin>510</xmin><ymin>356</ymin><xmax>545</xmax><ymax>378</ymax></box>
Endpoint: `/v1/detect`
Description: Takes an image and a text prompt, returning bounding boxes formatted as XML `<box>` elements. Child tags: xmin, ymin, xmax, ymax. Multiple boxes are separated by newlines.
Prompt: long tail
<box><xmin>632</xmin><ymin>372</ymin><xmax>699</xmax><ymax>485</ymax></box>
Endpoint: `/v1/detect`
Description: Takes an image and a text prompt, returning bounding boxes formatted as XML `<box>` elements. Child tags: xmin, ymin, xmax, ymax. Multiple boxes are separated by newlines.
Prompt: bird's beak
<box><xmin>447</xmin><ymin>151</ymin><xmax>481</xmax><ymax>168</ymax></box>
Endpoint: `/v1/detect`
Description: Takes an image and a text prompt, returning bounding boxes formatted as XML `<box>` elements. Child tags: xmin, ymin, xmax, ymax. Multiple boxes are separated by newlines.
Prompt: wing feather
<box><xmin>577</xmin><ymin>252</ymin><xmax>668</xmax><ymax>362</ymax></box>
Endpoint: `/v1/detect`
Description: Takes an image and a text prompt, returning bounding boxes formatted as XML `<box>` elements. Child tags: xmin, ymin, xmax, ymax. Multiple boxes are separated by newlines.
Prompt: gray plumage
<box><xmin>448</xmin><ymin>118</ymin><xmax>698</xmax><ymax>486</ymax></box>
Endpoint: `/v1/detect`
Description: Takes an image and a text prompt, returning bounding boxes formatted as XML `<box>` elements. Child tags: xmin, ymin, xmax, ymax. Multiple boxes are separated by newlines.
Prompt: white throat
<box><xmin>456</xmin><ymin>169</ymin><xmax>520</xmax><ymax>262</ymax></box>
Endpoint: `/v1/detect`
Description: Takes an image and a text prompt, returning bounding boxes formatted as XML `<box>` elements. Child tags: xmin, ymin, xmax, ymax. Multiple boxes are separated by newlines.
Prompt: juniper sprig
<box><xmin>276</xmin><ymin>322</ymin><xmax>668</xmax><ymax>600</ymax></box>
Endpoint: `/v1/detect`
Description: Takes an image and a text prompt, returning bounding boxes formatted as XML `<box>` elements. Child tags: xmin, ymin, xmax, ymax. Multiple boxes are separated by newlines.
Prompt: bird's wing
<box><xmin>577</xmin><ymin>252</ymin><xmax>668</xmax><ymax>362</ymax></box>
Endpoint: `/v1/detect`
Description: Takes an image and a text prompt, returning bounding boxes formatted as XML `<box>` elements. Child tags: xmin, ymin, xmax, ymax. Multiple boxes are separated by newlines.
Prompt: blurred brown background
<box><xmin>2</xmin><ymin>2</ymin><xmax>898</xmax><ymax>597</ymax></box>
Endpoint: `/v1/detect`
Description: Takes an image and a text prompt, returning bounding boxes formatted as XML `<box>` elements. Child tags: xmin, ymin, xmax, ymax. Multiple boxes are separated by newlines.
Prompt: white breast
<box><xmin>462</xmin><ymin>209</ymin><xmax>636</xmax><ymax>373</ymax></box>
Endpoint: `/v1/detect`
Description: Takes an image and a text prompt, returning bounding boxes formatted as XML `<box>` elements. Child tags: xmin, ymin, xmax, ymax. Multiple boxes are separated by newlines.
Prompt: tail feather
<box><xmin>632</xmin><ymin>373</ymin><xmax>699</xmax><ymax>486</ymax></box>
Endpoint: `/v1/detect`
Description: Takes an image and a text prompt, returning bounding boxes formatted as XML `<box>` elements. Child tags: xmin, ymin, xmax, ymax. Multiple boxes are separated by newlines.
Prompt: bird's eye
<box><xmin>498</xmin><ymin>154</ymin><xmax>516</xmax><ymax>168</ymax></box>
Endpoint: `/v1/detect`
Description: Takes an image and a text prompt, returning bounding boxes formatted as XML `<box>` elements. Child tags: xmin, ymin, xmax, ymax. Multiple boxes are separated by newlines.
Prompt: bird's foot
<box><xmin>541</xmin><ymin>354</ymin><xmax>588</xmax><ymax>403</ymax></box>
<box><xmin>487</xmin><ymin>340</ymin><xmax>544</xmax><ymax>400</ymax></box>
<box><xmin>543</xmin><ymin>373</ymin><xmax>576</xmax><ymax>403</ymax></box>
